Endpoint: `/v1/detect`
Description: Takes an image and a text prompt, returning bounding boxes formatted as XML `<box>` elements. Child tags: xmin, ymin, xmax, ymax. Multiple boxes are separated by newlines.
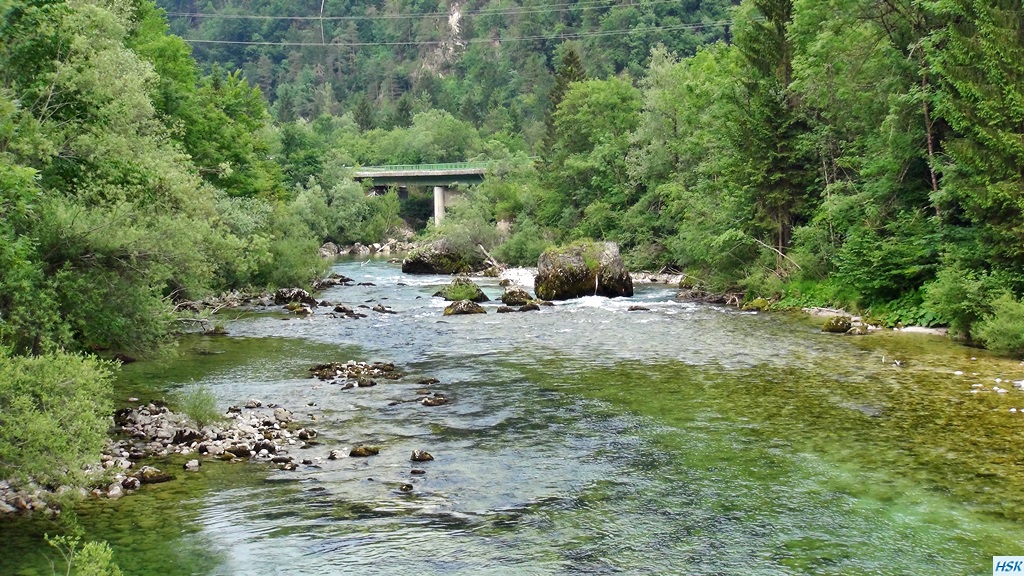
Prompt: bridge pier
<box><xmin>433</xmin><ymin>186</ymin><xmax>448</xmax><ymax>226</ymax></box>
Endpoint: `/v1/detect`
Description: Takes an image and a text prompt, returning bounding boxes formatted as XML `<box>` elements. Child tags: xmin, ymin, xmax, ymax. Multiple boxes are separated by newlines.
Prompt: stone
<box><xmin>443</xmin><ymin>300</ymin><xmax>486</xmax><ymax>316</ymax></box>
<box><xmin>500</xmin><ymin>285</ymin><xmax>533</xmax><ymax>306</ymax></box>
<box><xmin>822</xmin><ymin>316</ymin><xmax>853</xmax><ymax>333</ymax></box>
<box><xmin>328</xmin><ymin>450</ymin><xmax>343</xmax><ymax>460</ymax></box>
<box><xmin>226</xmin><ymin>444</ymin><xmax>252</xmax><ymax>458</ymax></box>
<box><xmin>411</xmin><ymin>450</ymin><xmax>434</xmax><ymax>462</ymax></box>
<box><xmin>137</xmin><ymin>466</ymin><xmax>174</xmax><ymax>484</ymax></box>
<box><xmin>318</xmin><ymin>242</ymin><xmax>340</xmax><ymax>259</ymax></box>
<box><xmin>349</xmin><ymin>446</ymin><xmax>380</xmax><ymax>457</ymax></box>
<box><xmin>410</xmin><ymin>469</ymin><xmax>426</xmax><ymax>475</ymax></box>
<box><xmin>496</xmin><ymin>306</ymin><xmax>516</xmax><ymax>313</ymax></box>
<box><xmin>517</xmin><ymin>303</ymin><xmax>540</xmax><ymax>312</ymax></box>
<box><xmin>173</xmin><ymin>428</ymin><xmax>202</xmax><ymax>445</ymax></box>
<box><xmin>399</xmin><ymin>484</ymin><xmax>414</xmax><ymax>492</ymax></box>
<box><xmin>402</xmin><ymin>238</ymin><xmax>487</xmax><ymax>275</ymax></box>
<box><xmin>628</xmin><ymin>305</ymin><xmax>650</xmax><ymax>312</ymax></box>
<box><xmin>742</xmin><ymin>297</ymin><xmax>771</xmax><ymax>311</ymax></box>
<box><xmin>274</xmin><ymin>288</ymin><xmax>318</xmax><ymax>306</ymax></box>
<box><xmin>421</xmin><ymin>396</ymin><xmax>448</xmax><ymax>407</ymax></box>
<box><xmin>245</xmin><ymin>398</ymin><xmax>262</xmax><ymax>409</ymax></box>
<box><xmin>433</xmin><ymin>277</ymin><xmax>490</xmax><ymax>303</ymax></box>
<box><xmin>183</xmin><ymin>459</ymin><xmax>201</xmax><ymax>472</ymax></box>
<box><xmin>254</xmin><ymin>440</ymin><xmax>277</xmax><ymax>455</ymax></box>
<box><xmin>534</xmin><ymin>241</ymin><xmax>633</xmax><ymax>300</ymax></box>
<box><xmin>107</xmin><ymin>483</ymin><xmax>123</xmax><ymax>499</ymax></box>
<box><xmin>121</xmin><ymin>477</ymin><xmax>141</xmax><ymax>491</ymax></box>
<box><xmin>372</xmin><ymin>304</ymin><xmax>397</xmax><ymax>314</ymax></box>
<box><xmin>273</xmin><ymin>407</ymin><xmax>293</xmax><ymax>423</ymax></box>
<box><xmin>417</xmin><ymin>378</ymin><xmax>440</xmax><ymax>385</ymax></box>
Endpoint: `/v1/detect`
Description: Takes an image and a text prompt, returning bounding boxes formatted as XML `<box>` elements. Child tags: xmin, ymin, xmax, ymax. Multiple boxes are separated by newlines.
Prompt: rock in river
<box><xmin>350</xmin><ymin>446</ymin><xmax>380</xmax><ymax>457</ymax></box>
<box><xmin>411</xmin><ymin>450</ymin><xmax>434</xmax><ymax>462</ymax></box>
<box><xmin>402</xmin><ymin>238</ymin><xmax>487</xmax><ymax>275</ymax></box>
<box><xmin>534</xmin><ymin>241</ymin><xmax>633</xmax><ymax>300</ymax></box>
<box><xmin>500</xmin><ymin>285</ymin><xmax>533</xmax><ymax>306</ymax></box>
<box><xmin>434</xmin><ymin>277</ymin><xmax>490</xmax><ymax>302</ymax></box>
<box><xmin>443</xmin><ymin>301</ymin><xmax>486</xmax><ymax>316</ymax></box>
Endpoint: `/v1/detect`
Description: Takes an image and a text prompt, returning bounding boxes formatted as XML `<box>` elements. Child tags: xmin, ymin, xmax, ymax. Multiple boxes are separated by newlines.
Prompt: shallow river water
<box><xmin>3</xmin><ymin>258</ymin><xmax>1024</xmax><ymax>575</ymax></box>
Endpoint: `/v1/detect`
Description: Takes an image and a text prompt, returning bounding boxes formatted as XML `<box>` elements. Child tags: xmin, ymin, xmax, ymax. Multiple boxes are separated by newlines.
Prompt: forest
<box><xmin>2</xmin><ymin>0</ymin><xmax>1024</xmax><ymax>500</ymax></box>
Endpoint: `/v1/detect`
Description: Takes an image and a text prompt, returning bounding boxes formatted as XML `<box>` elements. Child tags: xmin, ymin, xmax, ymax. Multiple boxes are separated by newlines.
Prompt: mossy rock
<box><xmin>534</xmin><ymin>241</ymin><xmax>633</xmax><ymax>301</ymax></box>
<box><xmin>822</xmin><ymin>316</ymin><xmax>853</xmax><ymax>333</ymax></box>
<box><xmin>500</xmin><ymin>285</ymin><xmax>533</xmax><ymax>306</ymax></box>
<box><xmin>433</xmin><ymin>277</ymin><xmax>489</xmax><ymax>302</ymax></box>
<box><xmin>742</xmin><ymin>297</ymin><xmax>771</xmax><ymax>311</ymax></box>
<box><xmin>443</xmin><ymin>300</ymin><xmax>486</xmax><ymax>315</ymax></box>
<box><xmin>402</xmin><ymin>238</ymin><xmax>486</xmax><ymax>275</ymax></box>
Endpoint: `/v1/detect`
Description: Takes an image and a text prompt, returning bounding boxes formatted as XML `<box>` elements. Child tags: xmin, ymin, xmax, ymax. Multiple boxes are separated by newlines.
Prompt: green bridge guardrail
<box><xmin>355</xmin><ymin>161</ymin><xmax>493</xmax><ymax>172</ymax></box>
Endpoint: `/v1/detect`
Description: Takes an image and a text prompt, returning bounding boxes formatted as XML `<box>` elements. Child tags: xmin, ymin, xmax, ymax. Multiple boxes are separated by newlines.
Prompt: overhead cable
<box><xmin>180</xmin><ymin>20</ymin><xmax>734</xmax><ymax>47</ymax></box>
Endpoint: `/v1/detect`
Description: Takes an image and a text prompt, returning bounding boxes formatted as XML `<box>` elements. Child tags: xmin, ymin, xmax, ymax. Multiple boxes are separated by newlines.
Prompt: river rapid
<box><xmin>3</xmin><ymin>258</ymin><xmax>1024</xmax><ymax>575</ymax></box>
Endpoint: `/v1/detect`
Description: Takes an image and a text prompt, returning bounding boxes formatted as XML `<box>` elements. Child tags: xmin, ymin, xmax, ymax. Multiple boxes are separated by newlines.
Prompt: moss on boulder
<box><xmin>433</xmin><ymin>277</ymin><xmax>489</xmax><ymax>302</ymax></box>
<box><xmin>534</xmin><ymin>241</ymin><xmax>633</xmax><ymax>301</ymax></box>
<box><xmin>822</xmin><ymin>316</ymin><xmax>853</xmax><ymax>333</ymax></box>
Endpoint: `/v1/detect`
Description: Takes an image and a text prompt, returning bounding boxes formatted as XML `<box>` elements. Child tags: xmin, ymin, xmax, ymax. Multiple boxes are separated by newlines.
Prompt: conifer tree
<box><xmin>543</xmin><ymin>46</ymin><xmax>586</xmax><ymax>158</ymax></box>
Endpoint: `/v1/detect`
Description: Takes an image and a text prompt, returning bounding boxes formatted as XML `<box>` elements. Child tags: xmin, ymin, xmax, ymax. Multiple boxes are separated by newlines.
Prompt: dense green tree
<box><xmin>929</xmin><ymin>0</ymin><xmax>1024</xmax><ymax>275</ymax></box>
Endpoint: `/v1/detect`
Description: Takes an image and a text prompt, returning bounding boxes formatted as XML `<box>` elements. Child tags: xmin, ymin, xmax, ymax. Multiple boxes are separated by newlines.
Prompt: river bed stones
<box><xmin>309</xmin><ymin>360</ymin><xmax>403</xmax><ymax>382</ymax></box>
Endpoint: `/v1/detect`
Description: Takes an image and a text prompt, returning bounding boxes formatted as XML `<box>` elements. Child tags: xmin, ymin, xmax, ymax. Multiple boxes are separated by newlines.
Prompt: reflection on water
<box><xmin>2</xmin><ymin>258</ymin><xmax>1023</xmax><ymax>575</ymax></box>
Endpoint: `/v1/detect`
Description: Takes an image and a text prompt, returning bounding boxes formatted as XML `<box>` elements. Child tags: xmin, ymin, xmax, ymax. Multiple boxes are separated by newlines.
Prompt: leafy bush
<box><xmin>46</xmin><ymin>534</ymin><xmax>123</xmax><ymax>576</ymax></box>
<box><xmin>0</xmin><ymin>351</ymin><xmax>114</xmax><ymax>486</ymax></box>
<box><xmin>972</xmin><ymin>293</ymin><xmax>1024</xmax><ymax>357</ymax></box>
<box><xmin>923</xmin><ymin>264</ymin><xmax>991</xmax><ymax>337</ymax></box>
<box><xmin>493</xmin><ymin>216</ymin><xmax>552</xmax><ymax>266</ymax></box>
<box><xmin>175</xmin><ymin>385</ymin><xmax>221</xmax><ymax>428</ymax></box>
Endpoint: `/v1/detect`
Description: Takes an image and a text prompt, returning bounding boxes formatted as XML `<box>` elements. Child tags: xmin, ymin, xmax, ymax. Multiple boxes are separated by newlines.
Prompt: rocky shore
<box><xmin>0</xmin><ymin>359</ymin><xmax>444</xmax><ymax>517</ymax></box>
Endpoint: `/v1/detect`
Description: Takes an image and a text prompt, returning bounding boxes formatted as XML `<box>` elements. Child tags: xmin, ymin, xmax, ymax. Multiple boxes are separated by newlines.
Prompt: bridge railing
<box><xmin>355</xmin><ymin>161</ymin><xmax>494</xmax><ymax>173</ymax></box>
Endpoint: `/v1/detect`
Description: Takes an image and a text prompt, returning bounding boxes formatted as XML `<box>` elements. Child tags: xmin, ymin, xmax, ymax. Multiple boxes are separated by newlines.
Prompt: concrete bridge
<box><xmin>352</xmin><ymin>162</ymin><xmax>489</xmax><ymax>225</ymax></box>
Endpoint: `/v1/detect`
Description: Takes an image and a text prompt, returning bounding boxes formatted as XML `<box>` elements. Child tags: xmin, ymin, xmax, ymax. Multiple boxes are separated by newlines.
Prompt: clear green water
<box><xmin>2</xmin><ymin>260</ymin><xmax>1023</xmax><ymax>575</ymax></box>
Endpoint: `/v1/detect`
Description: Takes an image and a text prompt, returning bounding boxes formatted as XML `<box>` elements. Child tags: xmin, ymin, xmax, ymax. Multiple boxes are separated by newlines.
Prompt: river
<box><xmin>2</xmin><ymin>258</ymin><xmax>1023</xmax><ymax>575</ymax></box>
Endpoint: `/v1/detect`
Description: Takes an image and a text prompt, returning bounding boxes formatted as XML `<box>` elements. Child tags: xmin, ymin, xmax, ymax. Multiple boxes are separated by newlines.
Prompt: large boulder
<box><xmin>500</xmin><ymin>285</ymin><xmax>533</xmax><ymax>306</ymax></box>
<box><xmin>443</xmin><ymin>301</ymin><xmax>486</xmax><ymax>315</ymax></box>
<box><xmin>433</xmin><ymin>277</ymin><xmax>489</xmax><ymax>302</ymax></box>
<box><xmin>401</xmin><ymin>238</ymin><xmax>486</xmax><ymax>275</ymax></box>
<box><xmin>534</xmin><ymin>241</ymin><xmax>633</xmax><ymax>300</ymax></box>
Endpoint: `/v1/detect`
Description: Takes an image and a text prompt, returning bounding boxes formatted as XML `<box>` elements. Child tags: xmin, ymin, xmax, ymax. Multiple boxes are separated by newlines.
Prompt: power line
<box><xmin>179</xmin><ymin>20</ymin><xmax>733</xmax><ymax>48</ymax></box>
<box><xmin>165</xmin><ymin>0</ymin><xmax>687</xmax><ymax>22</ymax></box>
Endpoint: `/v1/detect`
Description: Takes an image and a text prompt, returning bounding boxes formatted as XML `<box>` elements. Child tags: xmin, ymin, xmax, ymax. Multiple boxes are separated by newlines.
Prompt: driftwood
<box><xmin>477</xmin><ymin>244</ymin><xmax>504</xmax><ymax>271</ymax></box>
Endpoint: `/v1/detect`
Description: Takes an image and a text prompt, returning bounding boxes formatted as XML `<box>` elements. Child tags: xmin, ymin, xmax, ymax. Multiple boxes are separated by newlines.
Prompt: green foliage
<box><xmin>0</xmin><ymin>351</ymin><xmax>114</xmax><ymax>487</ymax></box>
<box><xmin>494</xmin><ymin>216</ymin><xmax>552</xmax><ymax>267</ymax></box>
<box><xmin>46</xmin><ymin>534</ymin><xmax>123</xmax><ymax>576</ymax></box>
<box><xmin>923</xmin><ymin>264</ymin><xmax>994</xmax><ymax>338</ymax></box>
<box><xmin>175</xmin><ymin>385</ymin><xmax>221</xmax><ymax>429</ymax></box>
<box><xmin>972</xmin><ymin>293</ymin><xmax>1024</xmax><ymax>357</ymax></box>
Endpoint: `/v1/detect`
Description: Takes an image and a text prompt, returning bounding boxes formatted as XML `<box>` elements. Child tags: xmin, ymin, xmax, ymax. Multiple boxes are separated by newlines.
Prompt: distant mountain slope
<box><xmin>157</xmin><ymin>0</ymin><xmax>736</xmax><ymax>125</ymax></box>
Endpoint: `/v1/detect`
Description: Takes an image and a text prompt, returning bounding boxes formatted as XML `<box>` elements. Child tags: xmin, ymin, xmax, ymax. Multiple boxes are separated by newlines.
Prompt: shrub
<box><xmin>493</xmin><ymin>216</ymin><xmax>552</xmax><ymax>266</ymax></box>
<box><xmin>0</xmin><ymin>351</ymin><xmax>114</xmax><ymax>486</ymax></box>
<box><xmin>972</xmin><ymin>293</ymin><xmax>1024</xmax><ymax>357</ymax></box>
<box><xmin>175</xmin><ymin>385</ymin><xmax>222</xmax><ymax>428</ymax></box>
